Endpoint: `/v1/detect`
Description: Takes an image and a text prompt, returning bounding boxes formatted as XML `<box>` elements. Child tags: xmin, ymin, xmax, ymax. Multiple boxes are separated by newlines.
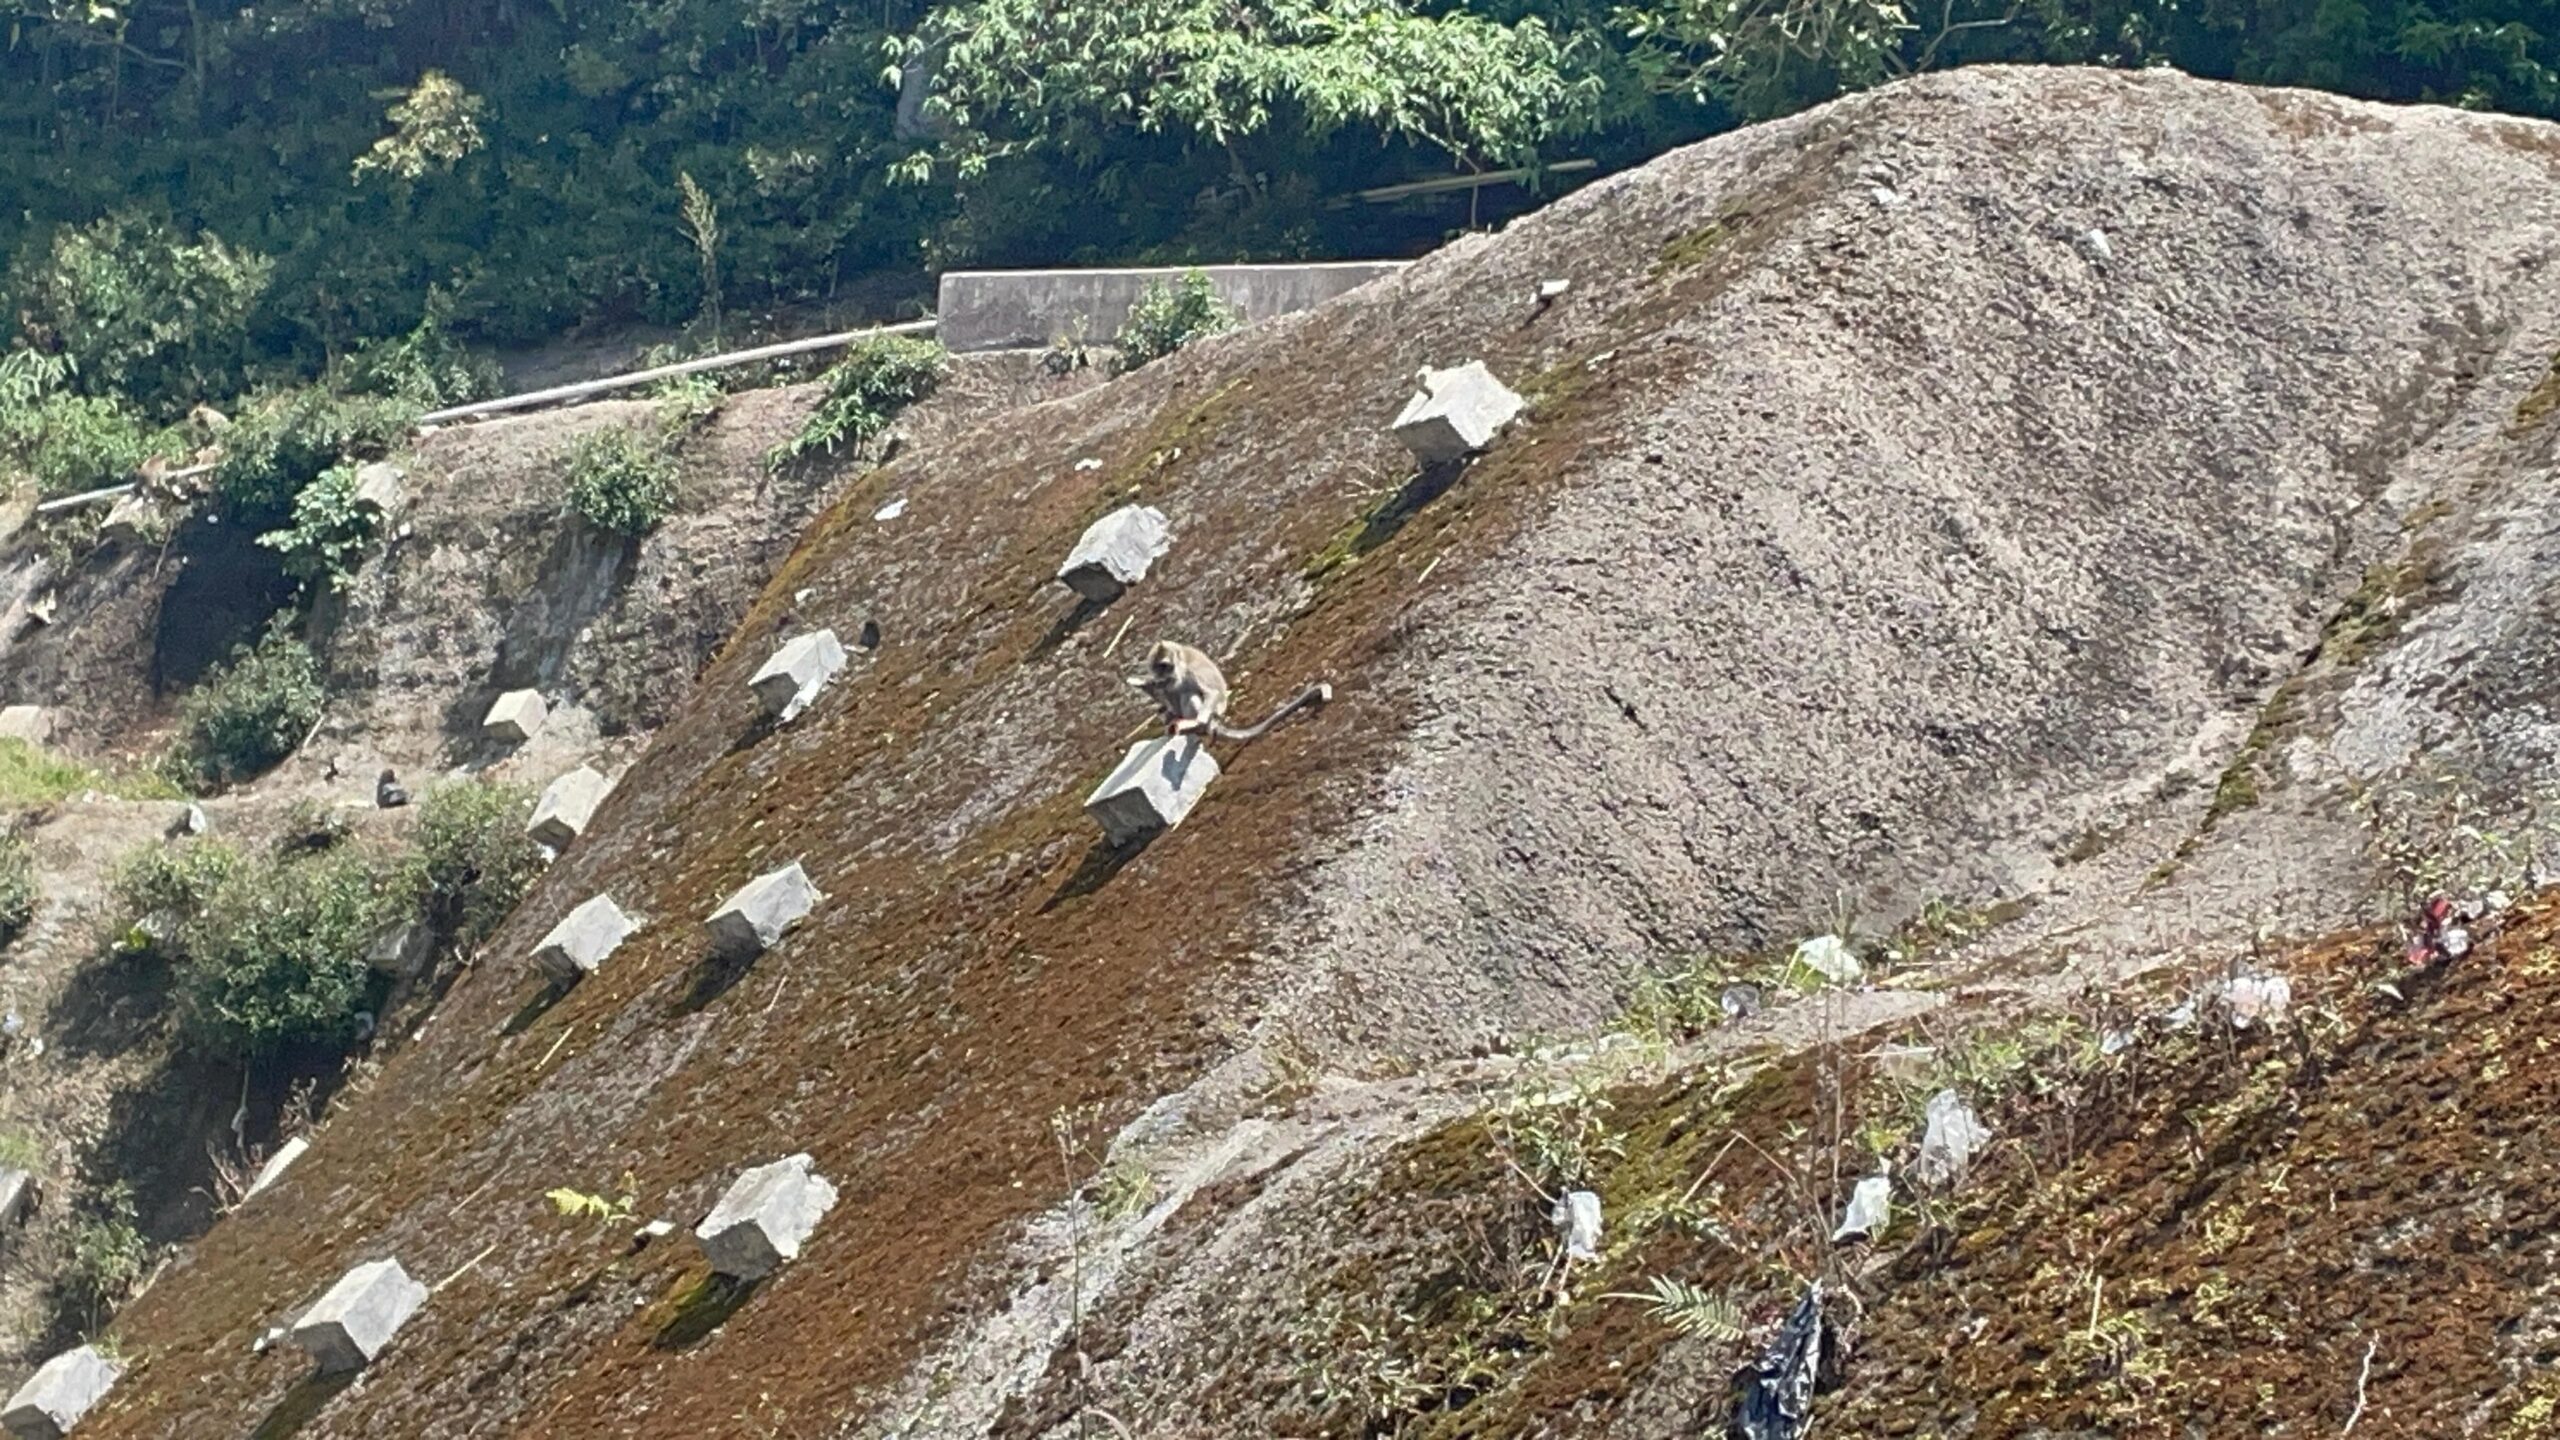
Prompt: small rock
<box><xmin>2077</xmin><ymin>227</ymin><xmax>2114</xmax><ymax>264</ymax></box>
<box><xmin>1870</xmin><ymin>185</ymin><xmax>1903</xmax><ymax>208</ymax></box>
<box><xmin>873</xmin><ymin>497</ymin><xmax>907</xmax><ymax>522</ymax></box>
<box><xmin>1073</xmin><ymin>458</ymin><xmax>1102</xmax><ymax>472</ymax></box>
<box><xmin>1719</xmin><ymin>984</ymin><xmax>1763</xmax><ymax>1021</ymax></box>
<box><xmin>1535</xmin><ymin>278</ymin><xmax>1571</xmax><ymax>304</ymax></box>
<box><xmin>166</xmin><ymin>804</ymin><xmax>208</xmax><ymax>838</ymax></box>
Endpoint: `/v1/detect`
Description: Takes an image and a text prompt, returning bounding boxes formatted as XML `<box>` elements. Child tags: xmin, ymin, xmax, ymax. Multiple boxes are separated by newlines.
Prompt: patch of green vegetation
<box><xmin>563</xmin><ymin>426</ymin><xmax>681</xmax><ymax>537</ymax></box>
<box><xmin>0</xmin><ymin>832</ymin><xmax>35</xmax><ymax>944</ymax></box>
<box><xmin>212</xmin><ymin>388</ymin><xmax>415</xmax><ymax>527</ymax></box>
<box><xmin>0</xmin><ymin>1131</ymin><xmax>41</xmax><ymax>1172</ymax></box>
<box><xmin>256</xmin><ymin>461</ymin><xmax>381</xmax><ymax>593</ymax></box>
<box><xmin>1112</xmin><ymin>270</ymin><xmax>1238</xmax><ymax>374</ymax></box>
<box><xmin>0</xmin><ymin>738</ymin><xmax>181</xmax><ymax>807</ymax></box>
<box><xmin>408</xmin><ymin>778</ymin><xmax>543</xmax><ymax>949</ymax></box>
<box><xmin>168</xmin><ymin>624</ymin><xmax>324</xmax><ymax>790</ymax></box>
<box><xmin>62</xmin><ymin>1181</ymin><xmax>148</xmax><ymax>1329</ymax></box>
<box><xmin>170</xmin><ymin>843</ymin><xmax>404</xmax><ymax>1061</ymax></box>
<box><xmin>765</xmin><ymin>336</ymin><xmax>947</xmax><ymax>470</ymax></box>
<box><xmin>1654</xmin><ymin>219</ymin><xmax>1731</xmax><ymax>274</ymax></box>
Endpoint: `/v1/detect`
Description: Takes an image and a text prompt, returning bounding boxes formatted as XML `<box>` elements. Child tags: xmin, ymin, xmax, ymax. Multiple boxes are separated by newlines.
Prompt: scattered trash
<box><xmin>1730</xmin><ymin>1281</ymin><xmax>1842</xmax><ymax>1440</ymax></box>
<box><xmin>1720</xmin><ymin>984</ymin><xmax>1764</xmax><ymax>1021</ymax></box>
<box><xmin>873</xmin><ymin>497</ymin><xmax>908</xmax><ymax>522</ymax></box>
<box><xmin>2440</xmin><ymin>926</ymin><xmax>2473</xmax><ymax>960</ymax></box>
<box><xmin>1868</xmin><ymin>1044</ymin><xmax>1934</xmax><ymax>1084</ymax></box>
<box><xmin>1832</xmin><ymin>1167</ymin><xmax>1891</xmax><ymax>1242</ymax></box>
<box><xmin>2406</xmin><ymin>891</ymin><xmax>2499</xmax><ymax>969</ymax></box>
<box><xmin>1074</xmin><ymin>458</ymin><xmax>1102</xmax><ymax>472</ymax></box>
<box><xmin>2077</xmin><ymin>228</ymin><xmax>2114</xmax><ymax>264</ymax></box>
<box><xmin>1793</xmin><ymin>934</ymin><xmax>1861</xmax><ymax>985</ymax></box>
<box><xmin>2161</xmin><ymin>997</ymin><xmax>2199</xmax><ymax>1031</ymax></box>
<box><xmin>166</xmin><ymin>803</ymin><xmax>209</xmax><ymax>838</ymax></box>
<box><xmin>2225</xmin><ymin>972</ymin><xmax>2291</xmax><ymax>1029</ymax></box>
<box><xmin>2099</xmin><ymin>1028</ymin><xmax>2136</xmax><ymax>1056</ymax></box>
<box><xmin>1912</xmin><ymin>1090</ymin><xmax>1989</xmax><ymax>1189</ymax></box>
<box><xmin>1553</xmin><ymin>1190</ymin><xmax>1602</xmax><ymax>1262</ymax></box>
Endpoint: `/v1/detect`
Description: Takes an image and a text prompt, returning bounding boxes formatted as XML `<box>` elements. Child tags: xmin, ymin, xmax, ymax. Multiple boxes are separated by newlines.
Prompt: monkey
<box><xmin>376</xmin><ymin>768</ymin><xmax>410</xmax><ymax>809</ymax></box>
<box><xmin>1128</xmin><ymin>640</ymin><xmax>1332</xmax><ymax>743</ymax></box>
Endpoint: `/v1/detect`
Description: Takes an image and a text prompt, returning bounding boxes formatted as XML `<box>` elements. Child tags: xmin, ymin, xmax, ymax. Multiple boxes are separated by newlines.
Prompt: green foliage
<box><xmin>213</xmin><ymin>388</ymin><xmax>415</xmax><ymax>527</ymax></box>
<box><xmin>1607</xmin><ymin>1275</ymin><xmax>1746</xmax><ymax>1341</ymax></box>
<box><xmin>9</xmin><ymin>212</ymin><xmax>272</xmax><ymax>416</ymax></box>
<box><xmin>167</xmin><ymin>844</ymin><xmax>400</xmax><ymax>1061</ymax></box>
<box><xmin>0</xmin><ymin>1132</ymin><xmax>42</xmax><ymax>1173</ymax></box>
<box><xmin>346</xmin><ymin>292</ymin><xmax>499</xmax><ymax>409</ymax></box>
<box><xmin>0</xmin><ymin>832</ymin><xmax>36</xmax><ymax>943</ymax></box>
<box><xmin>564</xmin><ymin>427</ymin><xmax>681</xmax><ymax>536</ymax></box>
<box><xmin>256</xmin><ymin>463</ymin><xmax>381</xmax><ymax>593</ymax></box>
<box><xmin>0</xmin><ymin>393</ymin><xmax>168</xmax><ymax>500</ymax></box>
<box><xmin>171</xmin><ymin>626</ymin><xmax>325</xmax><ymax>789</ymax></box>
<box><xmin>1112</xmin><ymin>271</ymin><xmax>1238</xmax><ymax>373</ymax></box>
<box><xmin>111</xmin><ymin>842</ymin><xmax>242</xmax><ymax>951</ymax></box>
<box><xmin>411</xmin><ymin>779</ymin><xmax>543</xmax><ymax>948</ymax></box>
<box><xmin>63</xmin><ymin>1182</ymin><xmax>148</xmax><ymax>1326</ymax></box>
<box><xmin>352</xmin><ymin>72</ymin><xmax>488</xmax><ymax>184</ymax></box>
<box><xmin>546</xmin><ymin>1173</ymin><xmax>638</xmax><ymax>1224</ymax></box>
<box><xmin>767</xmin><ymin>337</ymin><xmax>948</xmax><ymax>468</ymax></box>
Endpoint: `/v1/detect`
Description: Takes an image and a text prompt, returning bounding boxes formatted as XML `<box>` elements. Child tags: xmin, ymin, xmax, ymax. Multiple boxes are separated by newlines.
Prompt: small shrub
<box><xmin>171</xmin><ymin>625</ymin><xmax>324</xmax><ymax>788</ymax></box>
<box><xmin>0</xmin><ymin>833</ymin><xmax>34</xmax><ymax>943</ymax></box>
<box><xmin>172</xmin><ymin>845</ymin><xmax>397</xmax><ymax>1061</ymax></box>
<box><xmin>255</xmin><ymin>462</ymin><xmax>379</xmax><ymax>592</ymax></box>
<box><xmin>212</xmin><ymin>388</ymin><xmax>414</xmax><ymax>526</ymax></box>
<box><xmin>563</xmin><ymin>427</ymin><xmax>679</xmax><ymax>536</ymax></box>
<box><xmin>651</xmin><ymin>373</ymin><xmax>725</xmax><ymax>432</ymax></box>
<box><xmin>0</xmin><ymin>393</ymin><xmax>164</xmax><ymax>499</ymax></box>
<box><xmin>346</xmin><ymin>292</ymin><xmax>498</xmax><ymax>410</ymax></box>
<box><xmin>111</xmin><ymin>840</ymin><xmax>241</xmax><ymax>956</ymax></box>
<box><xmin>62</xmin><ymin>1182</ymin><xmax>148</xmax><ymax>1327</ymax></box>
<box><xmin>1112</xmin><ymin>270</ymin><xmax>1237</xmax><ymax>374</ymax></box>
<box><xmin>766</xmin><ymin>336</ymin><xmax>947</xmax><ymax>469</ymax></box>
<box><xmin>411</xmin><ymin>779</ymin><xmax>542</xmax><ymax>948</ymax></box>
<box><xmin>13</xmin><ymin>211</ymin><xmax>272</xmax><ymax>415</ymax></box>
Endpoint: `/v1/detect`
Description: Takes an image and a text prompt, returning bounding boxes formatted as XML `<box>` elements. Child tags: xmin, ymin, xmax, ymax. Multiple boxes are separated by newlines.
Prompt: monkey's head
<box><xmin>378</xmin><ymin>769</ymin><xmax>397</xmax><ymax>783</ymax></box>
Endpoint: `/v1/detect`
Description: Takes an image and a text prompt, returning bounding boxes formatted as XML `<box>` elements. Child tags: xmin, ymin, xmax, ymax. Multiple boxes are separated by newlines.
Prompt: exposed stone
<box><xmin>1719</xmin><ymin>984</ymin><xmax>1763</xmax><ymax>1020</ymax></box>
<box><xmin>482</xmin><ymin>689</ymin><xmax>548</xmax><ymax>744</ymax></box>
<box><xmin>1084</xmin><ymin>736</ymin><xmax>1221</xmax><ymax>846</ymax></box>
<box><xmin>533</xmin><ymin>896</ymin><xmax>640</xmax><ymax>985</ymax></box>
<box><xmin>695</xmin><ymin>1152</ymin><xmax>838</xmax><ymax>1281</ymax></box>
<box><xmin>1390</xmin><ymin>361</ymin><xmax>1523</xmax><ymax>465</ymax></box>
<box><xmin>350</xmin><ymin>462</ymin><xmax>407</xmax><ymax>520</ymax></box>
<box><xmin>706</xmin><ymin>864</ymin><xmax>821</xmax><ymax>960</ymax></box>
<box><xmin>98</xmin><ymin>490</ymin><xmax>165</xmax><ymax>548</ymax></box>
<box><xmin>0</xmin><ymin>1169</ymin><xmax>32</xmax><ymax>1230</ymax></box>
<box><xmin>1912</xmin><ymin>1090</ymin><xmax>1990</xmax><ymax>1189</ymax></box>
<box><xmin>166</xmin><ymin>804</ymin><xmax>208</xmax><ymax>839</ymax></box>
<box><xmin>364</xmin><ymin>922</ymin><xmax>433</xmax><ymax>980</ymax></box>
<box><xmin>289</xmin><ymin>1258</ymin><xmax>427</xmax><ymax>1373</ymax></box>
<box><xmin>527</xmin><ymin>765</ymin><xmax>613</xmax><ymax>850</ymax></box>
<box><xmin>750</xmin><ymin>631</ymin><xmax>848</xmax><ymax>724</ymax></box>
<box><xmin>1055</xmin><ymin>506</ymin><xmax>1172</xmax><ymax>604</ymax></box>
<box><xmin>0</xmin><ymin>708</ymin><xmax>53</xmax><ymax>747</ymax></box>
<box><xmin>244</xmin><ymin>1137</ymin><xmax>308</xmax><ymax>1201</ymax></box>
<box><xmin>1793</xmin><ymin>934</ymin><xmax>1861</xmax><ymax>985</ymax></box>
<box><xmin>1536</xmin><ymin>278</ymin><xmax>1572</xmax><ymax>304</ymax></box>
<box><xmin>1552</xmin><ymin>1190</ymin><xmax>1601</xmax><ymax>1261</ymax></box>
<box><xmin>1</xmin><ymin>1345</ymin><xmax>120</xmax><ymax>1439</ymax></box>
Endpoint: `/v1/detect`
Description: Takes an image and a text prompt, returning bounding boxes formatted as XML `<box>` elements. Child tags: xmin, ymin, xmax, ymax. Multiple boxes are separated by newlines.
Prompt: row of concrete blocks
<box><xmin>533</xmin><ymin>861</ymin><xmax>822</xmax><ymax>985</ymax></box>
<box><xmin>0</xmin><ymin>1148</ymin><xmax>840</xmax><ymax>1436</ymax></box>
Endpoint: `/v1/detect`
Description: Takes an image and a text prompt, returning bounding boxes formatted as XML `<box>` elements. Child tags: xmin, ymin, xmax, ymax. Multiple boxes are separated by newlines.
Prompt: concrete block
<box><xmin>365</xmin><ymin>922</ymin><xmax>433</xmax><ymax>979</ymax></box>
<box><xmin>482</xmin><ymin>689</ymin><xmax>548</xmax><ymax>744</ymax></box>
<box><xmin>0</xmin><ymin>1169</ymin><xmax>32</xmax><ymax>1229</ymax></box>
<box><xmin>1055</xmin><ymin>506</ymin><xmax>1170</xmax><ymax>604</ymax></box>
<box><xmin>1</xmin><ymin>1345</ymin><xmax>120</xmax><ymax>1440</ymax></box>
<box><xmin>289</xmin><ymin>1258</ymin><xmax>427</xmax><ymax>1373</ymax></box>
<box><xmin>0</xmin><ymin>708</ymin><xmax>53</xmax><ymax>747</ymax></box>
<box><xmin>695</xmin><ymin>1153</ymin><xmax>838</xmax><ymax>1280</ymax></box>
<box><xmin>749</xmin><ymin>630</ymin><xmax>847</xmax><ymax>724</ymax></box>
<box><xmin>533</xmin><ymin>895</ymin><xmax>640</xmax><ymax>985</ymax></box>
<box><xmin>527</xmin><ymin>765</ymin><xmax>612</xmax><ymax>850</ymax></box>
<box><xmin>351</xmin><ymin>462</ymin><xmax>407</xmax><ymax>520</ymax></box>
<box><xmin>1083</xmin><ymin>736</ymin><xmax>1220</xmax><ymax>846</ymax></box>
<box><xmin>938</xmin><ymin>262</ymin><xmax>1408</xmax><ymax>353</ymax></box>
<box><xmin>244</xmin><ymin>1137</ymin><xmax>308</xmax><ymax>1201</ymax></box>
<box><xmin>706</xmin><ymin>865</ymin><xmax>821</xmax><ymax>960</ymax></box>
<box><xmin>1391</xmin><ymin>361</ymin><xmax>1524</xmax><ymax>465</ymax></box>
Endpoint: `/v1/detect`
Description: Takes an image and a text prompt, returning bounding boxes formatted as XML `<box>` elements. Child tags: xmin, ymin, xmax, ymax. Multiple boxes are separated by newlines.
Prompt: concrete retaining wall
<box><xmin>936</xmin><ymin>262</ymin><xmax>1411</xmax><ymax>353</ymax></box>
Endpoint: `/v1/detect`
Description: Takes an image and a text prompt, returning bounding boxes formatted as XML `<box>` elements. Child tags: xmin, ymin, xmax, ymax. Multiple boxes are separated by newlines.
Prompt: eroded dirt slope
<box><xmin>49</xmin><ymin>66</ymin><xmax>2560</xmax><ymax>1438</ymax></box>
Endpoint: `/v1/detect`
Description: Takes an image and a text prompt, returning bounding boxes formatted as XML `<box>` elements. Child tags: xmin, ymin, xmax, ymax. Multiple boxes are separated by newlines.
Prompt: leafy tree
<box><xmin>170</xmin><ymin>845</ymin><xmax>396</xmax><ymax>1060</ymax></box>
<box><xmin>8</xmin><ymin>212</ymin><xmax>272</xmax><ymax>416</ymax></box>
<box><xmin>171</xmin><ymin>625</ymin><xmax>325</xmax><ymax>788</ymax></box>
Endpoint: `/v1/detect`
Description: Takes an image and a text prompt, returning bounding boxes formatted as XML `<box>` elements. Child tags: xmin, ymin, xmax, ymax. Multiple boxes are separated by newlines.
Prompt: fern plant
<box><xmin>546</xmin><ymin>1173</ymin><xmax>638</xmax><ymax>1224</ymax></box>
<box><xmin>1607</xmin><ymin>1275</ymin><xmax>1745</xmax><ymax>1342</ymax></box>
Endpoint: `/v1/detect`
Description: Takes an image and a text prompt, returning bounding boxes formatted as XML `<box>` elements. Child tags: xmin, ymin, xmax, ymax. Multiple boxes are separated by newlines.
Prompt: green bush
<box><xmin>212</xmin><ymin>388</ymin><xmax>415</xmax><ymax>526</ymax></box>
<box><xmin>11</xmin><ymin>211</ymin><xmax>272</xmax><ymax>416</ymax></box>
<box><xmin>171</xmin><ymin>626</ymin><xmax>324</xmax><ymax>788</ymax></box>
<box><xmin>346</xmin><ymin>292</ymin><xmax>499</xmax><ymax>410</ymax></box>
<box><xmin>171</xmin><ymin>844</ymin><xmax>396</xmax><ymax>1060</ymax></box>
<box><xmin>563</xmin><ymin>426</ymin><xmax>680</xmax><ymax>536</ymax></box>
<box><xmin>255</xmin><ymin>462</ymin><xmax>380</xmax><ymax>593</ymax></box>
<box><xmin>0</xmin><ymin>833</ymin><xmax>35</xmax><ymax>943</ymax></box>
<box><xmin>1112</xmin><ymin>271</ymin><xmax>1238</xmax><ymax>374</ymax></box>
<box><xmin>411</xmin><ymin>779</ymin><xmax>542</xmax><ymax>948</ymax></box>
<box><xmin>765</xmin><ymin>337</ymin><xmax>947</xmax><ymax>469</ymax></box>
<box><xmin>0</xmin><ymin>393</ymin><xmax>165</xmax><ymax>499</ymax></box>
<box><xmin>62</xmin><ymin>1181</ymin><xmax>147</xmax><ymax>1327</ymax></box>
<box><xmin>111</xmin><ymin>841</ymin><xmax>241</xmax><ymax>955</ymax></box>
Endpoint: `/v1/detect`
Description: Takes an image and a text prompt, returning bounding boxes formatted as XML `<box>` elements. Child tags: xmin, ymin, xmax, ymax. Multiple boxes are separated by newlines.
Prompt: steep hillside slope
<box><xmin>52</xmin><ymin>66</ymin><xmax>2560</xmax><ymax>1437</ymax></box>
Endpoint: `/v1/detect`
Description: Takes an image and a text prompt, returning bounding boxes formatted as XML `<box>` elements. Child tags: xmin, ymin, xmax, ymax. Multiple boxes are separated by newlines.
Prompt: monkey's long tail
<box><xmin>1206</xmin><ymin>682</ymin><xmax>1334</xmax><ymax>742</ymax></box>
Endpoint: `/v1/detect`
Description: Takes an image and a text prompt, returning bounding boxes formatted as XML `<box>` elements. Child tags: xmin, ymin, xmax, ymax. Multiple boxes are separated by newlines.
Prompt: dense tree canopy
<box><xmin>2</xmin><ymin>0</ymin><xmax>2555</xmax><ymax>398</ymax></box>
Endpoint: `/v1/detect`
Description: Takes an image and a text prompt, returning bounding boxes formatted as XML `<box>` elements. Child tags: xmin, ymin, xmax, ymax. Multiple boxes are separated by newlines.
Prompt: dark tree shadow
<box><xmin>649</xmin><ymin>1270</ymin><xmax>763</xmax><ymax>1351</ymax></box>
<box><xmin>246</xmin><ymin>1366</ymin><xmax>360</xmax><ymax>1440</ymax></box>
<box><xmin>47</xmin><ymin>952</ymin><xmax>173</xmax><ymax>1063</ymax></box>
<box><xmin>500</xmin><ymin>979</ymin><xmax>574</xmax><ymax>1038</ymax></box>
<box><xmin>1029</xmin><ymin>595</ymin><xmax>1108</xmax><ymax>661</ymax></box>
<box><xmin>669</xmin><ymin>946</ymin><xmax>761</xmax><ymax>1017</ymax></box>
<box><xmin>1038</xmin><ymin>834</ymin><xmax>1156</xmax><ymax>914</ymax></box>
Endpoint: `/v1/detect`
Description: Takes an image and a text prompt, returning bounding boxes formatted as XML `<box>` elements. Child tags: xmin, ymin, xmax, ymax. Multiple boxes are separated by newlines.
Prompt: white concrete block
<box><xmin>706</xmin><ymin>864</ymin><xmax>821</xmax><ymax>960</ymax></box>
<box><xmin>1390</xmin><ymin>361</ymin><xmax>1523</xmax><ymax>465</ymax></box>
<box><xmin>289</xmin><ymin>1258</ymin><xmax>427</xmax><ymax>1373</ymax></box>
<box><xmin>1055</xmin><ymin>506</ymin><xmax>1171</xmax><ymax>604</ymax></box>
<box><xmin>1</xmin><ymin>1345</ymin><xmax>119</xmax><ymax>1440</ymax></box>
<box><xmin>1084</xmin><ymin>737</ymin><xmax>1219</xmax><ymax>846</ymax></box>
<box><xmin>244</xmin><ymin>1137</ymin><xmax>308</xmax><ymax>1201</ymax></box>
<box><xmin>695</xmin><ymin>1153</ymin><xmax>837</xmax><ymax>1281</ymax></box>
<box><xmin>0</xmin><ymin>1170</ymin><xmax>31</xmax><ymax>1229</ymax></box>
<box><xmin>533</xmin><ymin>895</ymin><xmax>640</xmax><ymax>985</ymax></box>
<box><xmin>351</xmin><ymin>462</ymin><xmax>407</xmax><ymax>520</ymax></box>
<box><xmin>527</xmin><ymin>765</ymin><xmax>612</xmax><ymax>850</ymax></box>
<box><xmin>750</xmin><ymin>631</ymin><xmax>847</xmax><ymax>724</ymax></box>
<box><xmin>482</xmin><ymin>689</ymin><xmax>548</xmax><ymax>744</ymax></box>
<box><xmin>0</xmin><ymin>708</ymin><xmax>54</xmax><ymax>747</ymax></box>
